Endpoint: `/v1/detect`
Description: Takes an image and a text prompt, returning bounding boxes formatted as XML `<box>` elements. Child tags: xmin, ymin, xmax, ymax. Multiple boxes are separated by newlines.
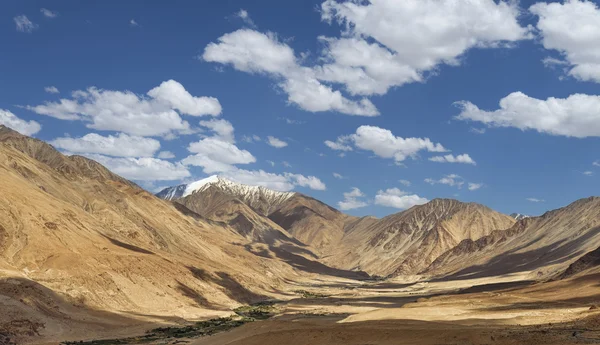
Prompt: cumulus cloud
<box><xmin>318</xmin><ymin>0</ymin><xmax>531</xmax><ymax>96</ymax></box>
<box><xmin>425</xmin><ymin>174</ymin><xmax>464</xmax><ymax>188</ymax></box>
<box><xmin>183</xmin><ymin>137</ymin><xmax>256</xmax><ymax>174</ymax></box>
<box><xmin>286</xmin><ymin>173</ymin><xmax>326</xmax><ymax>190</ymax></box>
<box><xmin>468</xmin><ymin>183</ymin><xmax>483</xmax><ymax>191</ymax></box>
<box><xmin>41</xmin><ymin>8</ymin><xmax>58</xmax><ymax>18</ymax></box>
<box><xmin>399</xmin><ymin>179</ymin><xmax>411</xmax><ymax>187</ymax></box>
<box><xmin>374</xmin><ymin>188</ymin><xmax>428</xmax><ymax>210</ymax></box>
<box><xmin>531</xmin><ymin>0</ymin><xmax>600</xmax><ymax>83</ymax></box>
<box><xmin>235</xmin><ymin>9</ymin><xmax>255</xmax><ymax>27</ymax></box>
<box><xmin>326</xmin><ymin>125</ymin><xmax>447</xmax><ymax>163</ymax></box>
<box><xmin>429</xmin><ymin>154</ymin><xmax>476</xmax><ymax>165</ymax></box>
<box><xmin>44</xmin><ymin>86</ymin><xmax>60</xmax><ymax>94</ymax></box>
<box><xmin>338</xmin><ymin>187</ymin><xmax>368</xmax><ymax>210</ymax></box>
<box><xmin>82</xmin><ymin>154</ymin><xmax>190</xmax><ymax>181</ymax></box>
<box><xmin>282</xmin><ymin>161</ymin><xmax>292</xmax><ymax>168</ymax></box>
<box><xmin>527</xmin><ymin>197</ymin><xmax>545</xmax><ymax>203</ymax></box>
<box><xmin>199</xmin><ymin>118</ymin><xmax>235</xmax><ymax>143</ymax></box>
<box><xmin>242</xmin><ymin>135</ymin><xmax>261</xmax><ymax>143</ymax></box>
<box><xmin>157</xmin><ymin>151</ymin><xmax>175</xmax><ymax>159</ymax></box>
<box><xmin>333</xmin><ymin>172</ymin><xmax>344</xmax><ymax>179</ymax></box>
<box><xmin>218</xmin><ymin>169</ymin><xmax>326</xmax><ymax>192</ymax></box>
<box><xmin>0</xmin><ymin>109</ymin><xmax>41</xmax><ymax>136</ymax></box>
<box><xmin>455</xmin><ymin>92</ymin><xmax>600</xmax><ymax>138</ymax></box>
<box><xmin>202</xmin><ymin>29</ymin><xmax>378</xmax><ymax>116</ymax></box>
<box><xmin>27</xmin><ymin>80</ymin><xmax>221</xmax><ymax>137</ymax></box>
<box><xmin>14</xmin><ymin>15</ymin><xmax>37</xmax><ymax>33</ymax></box>
<box><xmin>267</xmin><ymin>136</ymin><xmax>288</xmax><ymax>148</ymax></box>
<box><xmin>51</xmin><ymin>133</ymin><xmax>160</xmax><ymax>157</ymax></box>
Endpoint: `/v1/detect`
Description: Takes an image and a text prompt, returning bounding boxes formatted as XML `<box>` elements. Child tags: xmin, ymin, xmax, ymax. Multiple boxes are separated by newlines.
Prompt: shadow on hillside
<box><xmin>0</xmin><ymin>277</ymin><xmax>156</xmax><ymax>343</ymax></box>
<box><xmin>187</xmin><ymin>266</ymin><xmax>269</xmax><ymax>304</ymax></box>
<box><xmin>436</xmin><ymin>225</ymin><xmax>600</xmax><ymax>282</ymax></box>
<box><xmin>101</xmin><ymin>234</ymin><xmax>155</xmax><ymax>255</ymax></box>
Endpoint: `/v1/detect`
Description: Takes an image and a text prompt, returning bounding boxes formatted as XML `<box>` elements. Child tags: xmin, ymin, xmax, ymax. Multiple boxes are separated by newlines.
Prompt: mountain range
<box><xmin>1</xmin><ymin>125</ymin><xmax>599</xmax><ymax>343</ymax></box>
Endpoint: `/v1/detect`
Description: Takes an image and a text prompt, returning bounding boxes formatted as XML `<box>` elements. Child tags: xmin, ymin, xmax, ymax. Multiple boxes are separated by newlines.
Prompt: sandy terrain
<box><xmin>191</xmin><ymin>273</ymin><xmax>600</xmax><ymax>345</ymax></box>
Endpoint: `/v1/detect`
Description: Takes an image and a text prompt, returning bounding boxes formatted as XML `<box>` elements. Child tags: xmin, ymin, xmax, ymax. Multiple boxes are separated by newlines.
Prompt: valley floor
<box><xmin>17</xmin><ymin>272</ymin><xmax>600</xmax><ymax>345</ymax></box>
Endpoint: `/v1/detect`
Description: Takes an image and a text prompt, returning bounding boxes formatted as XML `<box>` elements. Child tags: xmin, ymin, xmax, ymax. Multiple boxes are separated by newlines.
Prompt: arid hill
<box><xmin>0</xmin><ymin>125</ymin><xmax>362</xmax><ymax>343</ymax></box>
<box><xmin>323</xmin><ymin>199</ymin><xmax>516</xmax><ymax>276</ymax></box>
<box><xmin>423</xmin><ymin>197</ymin><xmax>600</xmax><ymax>280</ymax></box>
<box><xmin>158</xmin><ymin>178</ymin><xmax>359</xmax><ymax>252</ymax></box>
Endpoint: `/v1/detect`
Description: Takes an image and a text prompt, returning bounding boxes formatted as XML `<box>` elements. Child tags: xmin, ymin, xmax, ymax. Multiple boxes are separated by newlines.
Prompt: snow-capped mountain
<box><xmin>510</xmin><ymin>213</ymin><xmax>530</xmax><ymax>221</ymax></box>
<box><xmin>156</xmin><ymin>175</ymin><xmax>296</xmax><ymax>214</ymax></box>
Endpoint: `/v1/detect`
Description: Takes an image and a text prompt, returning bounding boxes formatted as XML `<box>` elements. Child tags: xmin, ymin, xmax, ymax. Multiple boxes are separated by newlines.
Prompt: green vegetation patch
<box><xmin>61</xmin><ymin>317</ymin><xmax>250</xmax><ymax>345</ymax></box>
<box><xmin>233</xmin><ymin>302</ymin><xmax>276</xmax><ymax>320</ymax></box>
<box><xmin>293</xmin><ymin>290</ymin><xmax>329</xmax><ymax>298</ymax></box>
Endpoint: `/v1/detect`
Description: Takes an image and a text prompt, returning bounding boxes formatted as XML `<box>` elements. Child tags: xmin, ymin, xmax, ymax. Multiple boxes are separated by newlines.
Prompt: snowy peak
<box><xmin>510</xmin><ymin>213</ymin><xmax>529</xmax><ymax>221</ymax></box>
<box><xmin>156</xmin><ymin>175</ymin><xmax>296</xmax><ymax>213</ymax></box>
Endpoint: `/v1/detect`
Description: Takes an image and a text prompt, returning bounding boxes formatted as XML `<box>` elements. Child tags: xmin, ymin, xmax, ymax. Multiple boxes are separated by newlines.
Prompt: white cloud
<box><xmin>14</xmin><ymin>15</ymin><xmax>37</xmax><ymax>33</ymax></box>
<box><xmin>183</xmin><ymin>137</ymin><xmax>256</xmax><ymax>174</ymax></box>
<box><xmin>333</xmin><ymin>172</ymin><xmax>344</xmax><ymax>179</ymax></box>
<box><xmin>199</xmin><ymin>118</ymin><xmax>235</xmax><ymax>143</ymax></box>
<box><xmin>82</xmin><ymin>154</ymin><xmax>190</xmax><ymax>181</ymax></box>
<box><xmin>130</xmin><ymin>19</ymin><xmax>139</xmax><ymax>27</ymax></box>
<box><xmin>594</xmin><ymin>161</ymin><xmax>600</xmax><ymax>167</ymax></box>
<box><xmin>456</xmin><ymin>92</ymin><xmax>600</xmax><ymax>138</ymax></box>
<box><xmin>326</xmin><ymin>125</ymin><xmax>447</xmax><ymax>163</ymax></box>
<box><xmin>583</xmin><ymin>170</ymin><xmax>593</xmax><ymax>176</ymax></box>
<box><xmin>51</xmin><ymin>133</ymin><xmax>160</xmax><ymax>157</ymax></box>
<box><xmin>285</xmin><ymin>173</ymin><xmax>326</xmax><ymax>190</ymax></box>
<box><xmin>281</xmin><ymin>117</ymin><xmax>304</xmax><ymax>125</ymax></box>
<box><xmin>468</xmin><ymin>183</ymin><xmax>483</xmax><ymax>191</ymax></box>
<box><xmin>429</xmin><ymin>153</ymin><xmax>476</xmax><ymax>165</ymax></box>
<box><xmin>235</xmin><ymin>9</ymin><xmax>255</xmax><ymax>27</ymax></box>
<box><xmin>267</xmin><ymin>136</ymin><xmax>288</xmax><ymax>148</ymax></box>
<box><xmin>0</xmin><ymin>109</ymin><xmax>41</xmax><ymax>136</ymax></box>
<box><xmin>219</xmin><ymin>169</ymin><xmax>326</xmax><ymax>192</ymax></box>
<box><xmin>425</xmin><ymin>174</ymin><xmax>464</xmax><ymax>188</ymax></box>
<box><xmin>527</xmin><ymin>197</ymin><xmax>545</xmax><ymax>203</ymax></box>
<box><xmin>399</xmin><ymin>179</ymin><xmax>411</xmax><ymax>187</ymax></box>
<box><xmin>374</xmin><ymin>188</ymin><xmax>428</xmax><ymax>210</ymax></box>
<box><xmin>157</xmin><ymin>151</ymin><xmax>175</xmax><ymax>159</ymax></box>
<box><xmin>318</xmin><ymin>0</ymin><xmax>531</xmax><ymax>96</ymax></box>
<box><xmin>470</xmin><ymin>127</ymin><xmax>486</xmax><ymax>134</ymax></box>
<box><xmin>203</xmin><ymin>29</ymin><xmax>378</xmax><ymax>116</ymax></box>
<box><xmin>41</xmin><ymin>8</ymin><xmax>58</xmax><ymax>18</ymax></box>
<box><xmin>44</xmin><ymin>86</ymin><xmax>60</xmax><ymax>94</ymax></box>
<box><xmin>531</xmin><ymin>0</ymin><xmax>600</xmax><ymax>83</ymax></box>
<box><xmin>242</xmin><ymin>135</ymin><xmax>261</xmax><ymax>143</ymax></box>
<box><xmin>338</xmin><ymin>187</ymin><xmax>368</xmax><ymax>210</ymax></box>
<box><xmin>27</xmin><ymin>80</ymin><xmax>220</xmax><ymax>137</ymax></box>
<box><xmin>282</xmin><ymin>161</ymin><xmax>292</xmax><ymax>168</ymax></box>
<box><xmin>147</xmin><ymin>79</ymin><xmax>222</xmax><ymax>116</ymax></box>
<box><xmin>324</xmin><ymin>137</ymin><xmax>353</xmax><ymax>151</ymax></box>
<box><xmin>266</xmin><ymin>160</ymin><xmax>275</xmax><ymax>167</ymax></box>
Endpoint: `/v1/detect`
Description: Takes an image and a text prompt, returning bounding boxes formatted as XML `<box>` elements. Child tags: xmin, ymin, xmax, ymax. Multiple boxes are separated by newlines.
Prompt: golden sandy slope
<box><xmin>0</xmin><ymin>126</ymin><xmax>363</xmax><ymax>343</ymax></box>
<box><xmin>324</xmin><ymin>199</ymin><xmax>516</xmax><ymax>276</ymax></box>
<box><xmin>424</xmin><ymin>197</ymin><xmax>600</xmax><ymax>280</ymax></box>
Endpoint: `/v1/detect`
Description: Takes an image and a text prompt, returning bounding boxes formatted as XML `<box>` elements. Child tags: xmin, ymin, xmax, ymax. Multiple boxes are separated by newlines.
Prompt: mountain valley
<box><xmin>0</xmin><ymin>126</ymin><xmax>599</xmax><ymax>345</ymax></box>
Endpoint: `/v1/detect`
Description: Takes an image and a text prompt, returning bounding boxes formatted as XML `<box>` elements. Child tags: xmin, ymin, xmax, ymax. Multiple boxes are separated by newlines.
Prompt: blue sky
<box><xmin>1</xmin><ymin>0</ymin><xmax>599</xmax><ymax>218</ymax></box>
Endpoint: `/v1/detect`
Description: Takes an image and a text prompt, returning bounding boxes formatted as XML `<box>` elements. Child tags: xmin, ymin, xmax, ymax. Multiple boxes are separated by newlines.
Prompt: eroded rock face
<box><xmin>325</xmin><ymin>199</ymin><xmax>517</xmax><ymax>276</ymax></box>
<box><xmin>561</xmin><ymin>246</ymin><xmax>600</xmax><ymax>279</ymax></box>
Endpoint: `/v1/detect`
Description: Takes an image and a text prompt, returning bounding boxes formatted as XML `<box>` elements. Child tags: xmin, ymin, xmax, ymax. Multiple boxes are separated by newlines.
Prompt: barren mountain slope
<box><xmin>0</xmin><ymin>126</ymin><xmax>363</xmax><ymax>343</ymax></box>
<box><xmin>268</xmin><ymin>194</ymin><xmax>358</xmax><ymax>251</ymax></box>
<box><xmin>424</xmin><ymin>197</ymin><xmax>600</xmax><ymax>280</ymax></box>
<box><xmin>325</xmin><ymin>199</ymin><xmax>516</xmax><ymax>276</ymax></box>
<box><xmin>159</xmin><ymin>180</ymin><xmax>358</xmax><ymax>252</ymax></box>
<box><xmin>560</xmin><ymin>245</ymin><xmax>600</xmax><ymax>279</ymax></box>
